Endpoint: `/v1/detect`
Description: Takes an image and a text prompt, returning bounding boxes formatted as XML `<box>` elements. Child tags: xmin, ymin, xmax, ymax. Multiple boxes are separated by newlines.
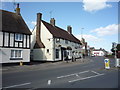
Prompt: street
<box><xmin>2</xmin><ymin>57</ymin><xmax>119</xmax><ymax>89</ymax></box>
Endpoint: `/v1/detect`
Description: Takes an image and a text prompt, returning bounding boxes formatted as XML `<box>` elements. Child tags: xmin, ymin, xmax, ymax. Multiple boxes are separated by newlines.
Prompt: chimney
<box><xmin>33</xmin><ymin>13</ymin><xmax>45</xmax><ymax>48</ymax></box>
<box><xmin>67</xmin><ymin>25</ymin><xmax>72</xmax><ymax>34</ymax></box>
<box><xmin>50</xmin><ymin>18</ymin><xmax>55</xmax><ymax>26</ymax></box>
<box><xmin>36</xmin><ymin>13</ymin><xmax>42</xmax><ymax>42</ymax></box>
<box><xmin>16</xmin><ymin>3</ymin><xmax>20</xmax><ymax>15</ymax></box>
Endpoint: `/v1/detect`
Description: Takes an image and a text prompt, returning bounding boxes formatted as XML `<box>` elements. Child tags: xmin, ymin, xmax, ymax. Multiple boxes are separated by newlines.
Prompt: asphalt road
<box><xmin>2</xmin><ymin>57</ymin><xmax>119</xmax><ymax>89</ymax></box>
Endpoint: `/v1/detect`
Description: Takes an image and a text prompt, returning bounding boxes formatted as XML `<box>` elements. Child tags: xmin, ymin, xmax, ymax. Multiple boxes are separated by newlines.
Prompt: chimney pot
<box><xmin>50</xmin><ymin>18</ymin><xmax>55</xmax><ymax>26</ymax></box>
<box><xmin>16</xmin><ymin>3</ymin><xmax>20</xmax><ymax>15</ymax></box>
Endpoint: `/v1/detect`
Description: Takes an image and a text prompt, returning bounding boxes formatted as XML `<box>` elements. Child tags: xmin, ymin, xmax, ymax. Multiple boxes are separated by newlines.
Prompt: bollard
<box><xmin>20</xmin><ymin>61</ymin><xmax>23</xmax><ymax>66</ymax></box>
<box><xmin>104</xmin><ymin>59</ymin><xmax>110</xmax><ymax>69</ymax></box>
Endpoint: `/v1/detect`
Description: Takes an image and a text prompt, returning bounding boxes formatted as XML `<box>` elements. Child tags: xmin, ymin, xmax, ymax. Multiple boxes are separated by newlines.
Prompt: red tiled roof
<box><xmin>0</xmin><ymin>10</ymin><xmax>31</xmax><ymax>35</ymax></box>
<box><xmin>42</xmin><ymin>20</ymin><xmax>81</xmax><ymax>44</ymax></box>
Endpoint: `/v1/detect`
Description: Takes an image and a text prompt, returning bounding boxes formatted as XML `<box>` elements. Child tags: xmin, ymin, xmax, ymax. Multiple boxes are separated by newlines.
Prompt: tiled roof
<box><xmin>42</xmin><ymin>20</ymin><xmax>81</xmax><ymax>44</ymax></box>
<box><xmin>0</xmin><ymin>10</ymin><xmax>31</xmax><ymax>35</ymax></box>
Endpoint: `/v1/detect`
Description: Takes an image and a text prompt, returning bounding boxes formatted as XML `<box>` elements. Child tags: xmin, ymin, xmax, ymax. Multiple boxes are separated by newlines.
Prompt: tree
<box><xmin>111</xmin><ymin>44</ymin><xmax>120</xmax><ymax>55</ymax></box>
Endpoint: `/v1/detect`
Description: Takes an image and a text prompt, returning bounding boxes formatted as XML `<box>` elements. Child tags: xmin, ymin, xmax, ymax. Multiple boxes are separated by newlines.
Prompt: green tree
<box><xmin>111</xmin><ymin>44</ymin><xmax>120</xmax><ymax>55</ymax></box>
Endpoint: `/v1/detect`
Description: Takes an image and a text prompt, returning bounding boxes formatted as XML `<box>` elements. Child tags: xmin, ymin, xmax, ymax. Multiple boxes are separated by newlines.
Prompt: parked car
<box><xmin>91</xmin><ymin>54</ymin><xmax>95</xmax><ymax>57</ymax></box>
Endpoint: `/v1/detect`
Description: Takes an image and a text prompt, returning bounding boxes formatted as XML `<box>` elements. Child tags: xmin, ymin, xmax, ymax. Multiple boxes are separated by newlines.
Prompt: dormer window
<box><xmin>56</xmin><ymin>38</ymin><xmax>60</xmax><ymax>43</ymax></box>
<box><xmin>15</xmin><ymin>34</ymin><xmax>23</xmax><ymax>41</ymax></box>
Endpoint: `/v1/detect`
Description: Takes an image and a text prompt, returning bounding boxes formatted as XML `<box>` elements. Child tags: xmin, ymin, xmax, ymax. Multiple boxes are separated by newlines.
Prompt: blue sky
<box><xmin>1</xmin><ymin>1</ymin><xmax>118</xmax><ymax>52</ymax></box>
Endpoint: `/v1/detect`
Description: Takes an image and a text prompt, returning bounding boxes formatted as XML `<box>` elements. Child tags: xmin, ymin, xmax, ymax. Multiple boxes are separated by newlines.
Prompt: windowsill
<box><xmin>10</xmin><ymin>58</ymin><xmax>23</xmax><ymax>60</ymax></box>
<box><xmin>15</xmin><ymin>40</ymin><xmax>23</xmax><ymax>42</ymax></box>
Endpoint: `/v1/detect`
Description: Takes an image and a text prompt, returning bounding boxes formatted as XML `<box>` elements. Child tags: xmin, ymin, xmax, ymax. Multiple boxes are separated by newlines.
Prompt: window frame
<box><xmin>65</xmin><ymin>40</ymin><xmax>68</xmax><ymax>44</ymax></box>
<box><xmin>56</xmin><ymin>38</ymin><xmax>60</xmax><ymax>43</ymax></box>
<box><xmin>10</xmin><ymin>50</ymin><xmax>23</xmax><ymax>59</ymax></box>
<box><xmin>15</xmin><ymin>33</ymin><xmax>23</xmax><ymax>41</ymax></box>
<box><xmin>55</xmin><ymin>49</ymin><xmax>59</xmax><ymax>59</ymax></box>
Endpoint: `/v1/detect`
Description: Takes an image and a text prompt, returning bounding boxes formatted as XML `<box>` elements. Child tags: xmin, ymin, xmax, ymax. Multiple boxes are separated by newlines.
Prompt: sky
<box><xmin>1</xmin><ymin>0</ymin><xmax>119</xmax><ymax>52</ymax></box>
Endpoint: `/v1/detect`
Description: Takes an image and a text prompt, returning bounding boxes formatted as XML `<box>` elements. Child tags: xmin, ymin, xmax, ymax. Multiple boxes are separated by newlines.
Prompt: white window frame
<box><xmin>11</xmin><ymin>50</ymin><xmax>23</xmax><ymax>59</ymax></box>
<box><xmin>56</xmin><ymin>49</ymin><xmax>59</xmax><ymax>59</ymax></box>
<box><xmin>15</xmin><ymin>33</ymin><xmax>23</xmax><ymax>41</ymax></box>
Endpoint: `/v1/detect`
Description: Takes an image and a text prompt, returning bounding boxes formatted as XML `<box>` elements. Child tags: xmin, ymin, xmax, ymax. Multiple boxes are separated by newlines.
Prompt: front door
<box><xmin>61</xmin><ymin>47</ymin><xmax>66</xmax><ymax>61</ymax></box>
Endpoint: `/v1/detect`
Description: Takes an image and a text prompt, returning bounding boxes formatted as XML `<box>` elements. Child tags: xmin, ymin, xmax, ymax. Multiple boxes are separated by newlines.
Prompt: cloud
<box><xmin>91</xmin><ymin>24</ymin><xmax>118</xmax><ymax>36</ymax></box>
<box><xmin>76</xmin><ymin>34</ymin><xmax>102</xmax><ymax>42</ymax></box>
<box><xmin>82</xmin><ymin>0</ymin><xmax>112</xmax><ymax>12</ymax></box>
<box><xmin>31</xmin><ymin>21</ymin><xmax>36</xmax><ymax>25</ymax></box>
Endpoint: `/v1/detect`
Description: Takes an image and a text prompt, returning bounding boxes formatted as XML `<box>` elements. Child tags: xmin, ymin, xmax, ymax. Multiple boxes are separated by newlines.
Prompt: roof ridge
<box><xmin>0</xmin><ymin>9</ymin><xmax>16</xmax><ymax>14</ymax></box>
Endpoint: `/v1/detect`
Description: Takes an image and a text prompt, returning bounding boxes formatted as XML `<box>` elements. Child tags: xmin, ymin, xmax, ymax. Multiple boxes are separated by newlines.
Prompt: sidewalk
<box><xmin>2</xmin><ymin>57</ymin><xmax>92</xmax><ymax>73</ymax></box>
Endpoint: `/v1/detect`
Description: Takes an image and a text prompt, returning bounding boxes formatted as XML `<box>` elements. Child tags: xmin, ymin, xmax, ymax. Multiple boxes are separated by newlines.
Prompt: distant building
<box><xmin>0</xmin><ymin>4</ymin><xmax>31</xmax><ymax>63</ymax></box>
<box><xmin>31</xmin><ymin>13</ymin><xmax>82</xmax><ymax>61</ymax></box>
<box><xmin>92</xmin><ymin>48</ymin><xmax>107</xmax><ymax>56</ymax></box>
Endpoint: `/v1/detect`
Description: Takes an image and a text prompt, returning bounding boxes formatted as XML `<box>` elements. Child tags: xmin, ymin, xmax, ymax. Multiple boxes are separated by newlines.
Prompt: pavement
<box><xmin>1</xmin><ymin>57</ymin><xmax>92</xmax><ymax>73</ymax></box>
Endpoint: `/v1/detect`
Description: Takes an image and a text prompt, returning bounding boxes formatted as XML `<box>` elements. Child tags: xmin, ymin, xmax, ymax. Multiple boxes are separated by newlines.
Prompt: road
<box><xmin>2</xmin><ymin>57</ymin><xmax>119</xmax><ymax>89</ymax></box>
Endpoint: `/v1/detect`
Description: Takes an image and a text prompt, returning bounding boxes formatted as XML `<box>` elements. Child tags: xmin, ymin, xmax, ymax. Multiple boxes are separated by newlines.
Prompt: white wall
<box><xmin>92</xmin><ymin>51</ymin><xmax>105</xmax><ymax>56</ymax></box>
<box><xmin>4</xmin><ymin>33</ymin><xmax>8</xmax><ymax>46</ymax></box>
<box><xmin>0</xmin><ymin>48</ymin><xmax>30</xmax><ymax>63</ymax></box>
<box><xmin>41</xmin><ymin>22</ymin><xmax>54</xmax><ymax>61</ymax></box>
<box><xmin>10</xmin><ymin>33</ymin><xmax>14</xmax><ymax>47</ymax></box>
<box><xmin>31</xmin><ymin>22</ymin><xmax>54</xmax><ymax>61</ymax></box>
<box><xmin>0</xmin><ymin>32</ymin><xmax>3</xmax><ymax>47</ymax></box>
<box><xmin>31</xmin><ymin>27</ymin><xmax>37</xmax><ymax>49</ymax></box>
<box><xmin>33</xmin><ymin>48</ymin><xmax>45</xmax><ymax>61</ymax></box>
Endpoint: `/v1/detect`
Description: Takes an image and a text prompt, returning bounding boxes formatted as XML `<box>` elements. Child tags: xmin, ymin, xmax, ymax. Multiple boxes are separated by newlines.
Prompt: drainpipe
<box><xmin>52</xmin><ymin>38</ymin><xmax>55</xmax><ymax>61</ymax></box>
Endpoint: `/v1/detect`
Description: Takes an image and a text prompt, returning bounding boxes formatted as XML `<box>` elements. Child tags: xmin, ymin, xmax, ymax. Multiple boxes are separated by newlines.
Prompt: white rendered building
<box><xmin>92</xmin><ymin>49</ymin><xmax>105</xmax><ymax>56</ymax></box>
<box><xmin>31</xmin><ymin>13</ymin><xmax>82</xmax><ymax>61</ymax></box>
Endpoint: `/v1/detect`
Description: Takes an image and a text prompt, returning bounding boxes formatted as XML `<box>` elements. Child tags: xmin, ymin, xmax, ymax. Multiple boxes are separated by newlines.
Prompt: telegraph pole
<box><xmin>81</xmin><ymin>28</ymin><xmax>84</xmax><ymax>39</ymax></box>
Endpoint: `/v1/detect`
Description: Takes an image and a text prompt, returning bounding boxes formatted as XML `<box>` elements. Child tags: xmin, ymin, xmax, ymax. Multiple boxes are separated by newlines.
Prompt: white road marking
<box><xmin>57</xmin><ymin>70</ymin><xmax>89</xmax><ymax>79</ymax></box>
<box><xmin>0</xmin><ymin>69</ymin><xmax>8</xmax><ymax>71</ymax></box>
<box><xmin>48</xmin><ymin>80</ymin><xmax>51</xmax><ymax>85</ymax></box>
<box><xmin>3</xmin><ymin>82</ymin><xmax>31</xmax><ymax>88</ymax></box>
<box><xmin>91</xmin><ymin>70</ymin><xmax>101</xmax><ymax>75</ymax></box>
<box><xmin>68</xmin><ymin>73</ymin><xmax>104</xmax><ymax>83</ymax></box>
<box><xmin>76</xmin><ymin>74</ymin><xmax>79</xmax><ymax>77</ymax></box>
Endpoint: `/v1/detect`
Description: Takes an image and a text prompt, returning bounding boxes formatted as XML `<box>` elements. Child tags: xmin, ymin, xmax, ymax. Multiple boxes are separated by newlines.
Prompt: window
<box><xmin>47</xmin><ymin>49</ymin><xmax>49</xmax><ymax>53</ymax></box>
<box><xmin>11</xmin><ymin>50</ymin><xmax>22</xmax><ymax>58</ymax></box>
<box><xmin>56</xmin><ymin>38</ymin><xmax>60</xmax><ymax>43</ymax></box>
<box><xmin>65</xmin><ymin>40</ymin><xmax>68</xmax><ymax>44</ymax></box>
<box><xmin>56</xmin><ymin>49</ymin><xmax>59</xmax><ymax>59</ymax></box>
<box><xmin>15</xmin><ymin>34</ymin><xmax>23</xmax><ymax>41</ymax></box>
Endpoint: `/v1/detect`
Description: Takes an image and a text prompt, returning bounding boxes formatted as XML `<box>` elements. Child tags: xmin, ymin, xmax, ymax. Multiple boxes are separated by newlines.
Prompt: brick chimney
<box><xmin>16</xmin><ymin>3</ymin><xmax>20</xmax><ymax>15</ymax></box>
<box><xmin>50</xmin><ymin>18</ymin><xmax>55</xmax><ymax>26</ymax></box>
<box><xmin>67</xmin><ymin>25</ymin><xmax>72</xmax><ymax>34</ymax></box>
<box><xmin>33</xmin><ymin>13</ymin><xmax>45</xmax><ymax>48</ymax></box>
<box><xmin>36</xmin><ymin>13</ymin><xmax>42</xmax><ymax>42</ymax></box>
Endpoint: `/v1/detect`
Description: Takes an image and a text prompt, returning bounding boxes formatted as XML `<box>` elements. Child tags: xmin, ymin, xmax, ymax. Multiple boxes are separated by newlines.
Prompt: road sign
<box><xmin>104</xmin><ymin>59</ymin><xmax>110</xmax><ymax>69</ymax></box>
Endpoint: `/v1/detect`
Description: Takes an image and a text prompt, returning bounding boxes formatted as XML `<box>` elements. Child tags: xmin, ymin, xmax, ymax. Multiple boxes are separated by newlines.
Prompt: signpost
<box><xmin>104</xmin><ymin>59</ymin><xmax>110</xmax><ymax>69</ymax></box>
